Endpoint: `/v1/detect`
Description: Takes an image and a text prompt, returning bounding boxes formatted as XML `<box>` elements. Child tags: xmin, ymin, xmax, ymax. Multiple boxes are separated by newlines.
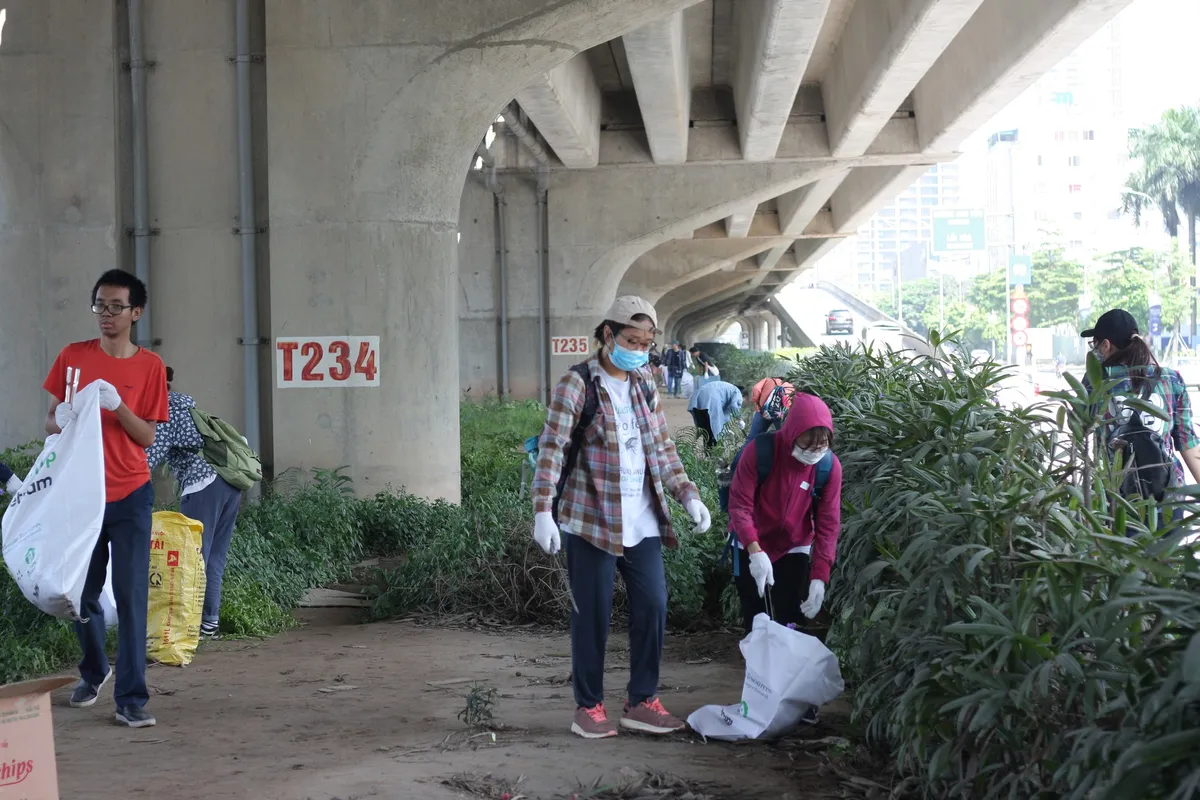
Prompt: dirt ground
<box><xmin>49</xmin><ymin>610</ymin><xmax>856</xmax><ymax>800</ymax></box>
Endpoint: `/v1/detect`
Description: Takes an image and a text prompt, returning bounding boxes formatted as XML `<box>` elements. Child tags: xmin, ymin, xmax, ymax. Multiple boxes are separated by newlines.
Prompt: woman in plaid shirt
<box><xmin>532</xmin><ymin>296</ymin><xmax>713</xmax><ymax>740</ymax></box>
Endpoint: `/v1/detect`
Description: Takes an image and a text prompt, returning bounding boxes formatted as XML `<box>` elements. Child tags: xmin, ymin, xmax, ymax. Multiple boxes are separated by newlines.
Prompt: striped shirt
<box><xmin>533</xmin><ymin>355</ymin><xmax>700</xmax><ymax>556</ymax></box>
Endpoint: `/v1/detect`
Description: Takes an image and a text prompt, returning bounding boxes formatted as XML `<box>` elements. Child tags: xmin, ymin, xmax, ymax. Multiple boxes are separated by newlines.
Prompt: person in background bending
<box><xmin>688</xmin><ymin>379</ymin><xmax>744</xmax><ymax>446</ymax></box>
<box><xmin>146</xmin><ymin>367</ymin><xmax>244</xmax><ymax>640</ymax></box>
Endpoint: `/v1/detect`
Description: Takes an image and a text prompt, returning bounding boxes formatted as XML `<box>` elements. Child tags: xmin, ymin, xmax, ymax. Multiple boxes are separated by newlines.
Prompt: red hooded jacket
<box><xmin>728</xmin><ymin>393</ymin><xmax>843</xmax><ymax>582</ymax></box>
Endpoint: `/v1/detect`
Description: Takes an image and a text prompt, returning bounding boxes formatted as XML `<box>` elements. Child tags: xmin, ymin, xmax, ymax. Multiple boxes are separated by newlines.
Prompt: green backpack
<box><xmin>188</xmin><ymin>407</ymin><xmax>262</xmax><ymax>491</ymax></box>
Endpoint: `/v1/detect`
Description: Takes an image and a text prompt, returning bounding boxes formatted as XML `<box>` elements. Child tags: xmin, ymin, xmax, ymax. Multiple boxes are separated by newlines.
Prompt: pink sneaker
<box><xmin>571</xmin><ymin>703</ymin><xmax>618</xmax><ymax>739</ymax></box>
<box><xmin>620</xmin><ymin>697</ymin><xmax>685</xmax><ymax>735</ymax></box>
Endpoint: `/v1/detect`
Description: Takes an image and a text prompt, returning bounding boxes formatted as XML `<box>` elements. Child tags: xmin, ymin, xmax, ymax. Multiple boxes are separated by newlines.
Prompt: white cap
<box><xmin>605</xmin><ymin>296</ymin><xmax>660</xmax><ymax>333</ymax></box>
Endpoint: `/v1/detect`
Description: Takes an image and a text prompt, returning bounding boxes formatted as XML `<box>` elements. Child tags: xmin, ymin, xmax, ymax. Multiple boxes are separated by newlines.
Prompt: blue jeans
<box><xmin>180</xmin><ymin>476</ymin><xmax>243</xmax><ymax>627</ymax></box>
<box><xmin>566</xmin><ymin>534</ymin><xmax>667</xmax><ymax>709</ymax></box>
<box><xmin>76</xmin><ymin>481</ymin><xmax>153</xmax><ymax>710</ymax></box>
<box><xmin>667</xmin><ymin>372</ymin><xmax>682</xmax><ymax>396</ymax></box>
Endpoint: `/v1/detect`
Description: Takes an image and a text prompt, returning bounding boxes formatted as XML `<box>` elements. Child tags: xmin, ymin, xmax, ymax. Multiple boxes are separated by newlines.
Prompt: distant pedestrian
<box><xmin>662</xmin><ymin>341</ymin><xmax>687</xmax><ymax>398</ymax></box>
<box><xmin>688</xmin><ymin>380</ymin><xmax>743</xmax><ymax>446</ymax></box>
<box><xmin>530</xmin><ymin>296</ymin><xmax>712</xmax><ymax>740</ymax></box>
<box><xmin>146</xmin><ymin>367</ymin><xmax>245</xmax><ymax>640</ymax></box>
<box><xmin>748</xmin><ymin>377</ymin><xmax>794</xmax><ymax>437</ymax></box>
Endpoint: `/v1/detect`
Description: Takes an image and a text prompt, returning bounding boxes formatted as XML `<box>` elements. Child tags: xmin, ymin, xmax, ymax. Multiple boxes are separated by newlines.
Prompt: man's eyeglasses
<box><xmin>616</xmin><ymin>332</ymin><xmax>654</xmax><ymax>352</ymax></box>
<box><xmin>92</xmin><ymin>302</ymin><xmax>133</xmax><ymax>316</ymax></box>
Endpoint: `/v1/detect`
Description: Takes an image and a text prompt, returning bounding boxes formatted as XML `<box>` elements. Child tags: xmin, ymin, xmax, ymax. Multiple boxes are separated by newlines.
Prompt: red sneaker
<box><xmin>620</xmin><ymin>697</ymin><xmax>685</xmax><ymax>735</ymax></box>
<box><xmin>571</xmin><ymin>703</ymin><xmax>618</xmax><ymax>739</ymax></box>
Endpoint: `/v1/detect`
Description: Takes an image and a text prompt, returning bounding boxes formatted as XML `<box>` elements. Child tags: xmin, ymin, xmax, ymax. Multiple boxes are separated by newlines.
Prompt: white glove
<box><xmin>94</xmin><ymin>379</ymin><xmax>123</xmax><ymax>412</ymax></box>
<box><xmin>54</xmin><ymin>404</ymin><xmax>79</xmax><ymax>430</ymax></box>
<box><xmin>533</xmin><ymin>511</ymin><xmax>561</xmax><ymax>555</ymax></box>
<box><xmin>686</xmin><ymin>499</ymin><xmax>711</xmax><ymax>533</ymax></box>
<box><xmin>748</xmin><ymin>550</ymin><xmax>774</xmax><ymax>598</ymax></box>
<box><xmin>5</xmin><ymin>475</ymin><xmax>21</xmax><ymax>495</ymax></box>
<box><xmin>800</xmin><ymin>579</ymin><xmax>826</xmax><ymax>619</ymax></box>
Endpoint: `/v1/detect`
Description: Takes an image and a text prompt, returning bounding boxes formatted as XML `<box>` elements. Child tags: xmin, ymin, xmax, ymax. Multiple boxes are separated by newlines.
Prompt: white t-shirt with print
<box><xmin>599</xmin><ymin>371</ymin><xmax>661</xmax><ymax>549</ymax></box>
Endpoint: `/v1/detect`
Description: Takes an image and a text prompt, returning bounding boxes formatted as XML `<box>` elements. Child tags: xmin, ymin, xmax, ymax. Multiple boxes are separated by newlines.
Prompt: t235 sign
<box><xmin>276</xmin><ymin>336</ymin><xmax>380</xmax><ymax>388</ymax></box>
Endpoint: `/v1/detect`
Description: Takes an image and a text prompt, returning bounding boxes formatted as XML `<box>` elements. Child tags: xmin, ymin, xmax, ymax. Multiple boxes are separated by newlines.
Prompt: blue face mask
<box><xmin>609</xmin><ymin>340</ymin><xmax>650</xmax><ymax>371</ymax></box>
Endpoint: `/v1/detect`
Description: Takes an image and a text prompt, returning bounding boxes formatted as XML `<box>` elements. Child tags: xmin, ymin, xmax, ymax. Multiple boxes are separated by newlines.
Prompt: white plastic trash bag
<box><xmin>2</xmin><ymin>382</ymin><xmax>107</xmax><ymax>620</ymax></box>
<box><xmin>687</xmin><ymin>613</ymin><xmax>844</xmax><ymax>741</ymax></box>
<box><xmin>680</xmin><ymin>371</ymin><xmax>696</xmax><ymax>399</ymax></box>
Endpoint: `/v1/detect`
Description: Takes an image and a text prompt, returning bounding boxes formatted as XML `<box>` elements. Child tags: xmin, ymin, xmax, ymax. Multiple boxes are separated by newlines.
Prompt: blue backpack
<box><xmin>717</xmin><ymin>431</ymin><xmax>833</xmax><ymax>576</ymax></box>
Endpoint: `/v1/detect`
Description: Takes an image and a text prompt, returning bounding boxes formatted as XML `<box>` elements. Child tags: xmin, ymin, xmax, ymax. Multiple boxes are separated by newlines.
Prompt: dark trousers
<box><xmin>76</xmin><ymin>481</ymin><xmax>154</xmax><ymax>709</ymax></box>
<box><xmin>690</xmin><ymin>409</ymin><xmax>716</xmax><ymax>445</ymax></box>
<box><xmin>566</xmin><ymin>534</ymin><xmax>667</xmax><ymax>709</ymax></box>
<box><xmin>180</xmin><ymin>476</ymin><xmax>243</xmax><ymax>626</ymax></box>
<box><xmin>734</xmin><ymin>549</ymin><xmax>812</xmax><ymax>634</ymax></box>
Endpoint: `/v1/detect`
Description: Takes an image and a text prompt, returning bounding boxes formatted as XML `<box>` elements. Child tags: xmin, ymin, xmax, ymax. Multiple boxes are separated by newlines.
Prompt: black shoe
<box><xmin>69</xmin><ymin>670</ymin><xmax>113</xmax><ymax>708</ymax></box>
<box><xmin>800</xmin><ymin>705</ymin><xmax>820</xmax><ymax>726</ymax></box>
<box><xmin>115</xmin><ymin>706</ymin><xmax>156</xmax><ymax>728</ymax></box>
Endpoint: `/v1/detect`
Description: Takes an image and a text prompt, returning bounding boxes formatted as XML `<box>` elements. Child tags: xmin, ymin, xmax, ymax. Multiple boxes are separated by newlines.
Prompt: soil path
<box><xmin>49</xmin><ymin>611</ymin><xmax>848</xmax><ymax>800</ymax></box>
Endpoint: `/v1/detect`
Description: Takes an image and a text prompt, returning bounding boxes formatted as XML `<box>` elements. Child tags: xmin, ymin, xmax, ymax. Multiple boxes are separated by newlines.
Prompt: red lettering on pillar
<box><xmin>277</xmin><ymin>341</ymin><xmax>300</xmax><ymax>382</ymax></box>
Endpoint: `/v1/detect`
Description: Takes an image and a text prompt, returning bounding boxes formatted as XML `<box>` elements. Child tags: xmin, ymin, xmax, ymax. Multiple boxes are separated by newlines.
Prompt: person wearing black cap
<box><xmin>1081</xmin><ymin>308</ymin><xmax>1200</xmax><ymax>495</ymax></box>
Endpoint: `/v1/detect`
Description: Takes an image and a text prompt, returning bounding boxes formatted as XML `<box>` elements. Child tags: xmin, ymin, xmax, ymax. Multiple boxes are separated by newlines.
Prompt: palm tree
<box><xmin>1123</xmin><ymin>106</ymin><xmax>1200</xmax><ymax>332</ymax></box>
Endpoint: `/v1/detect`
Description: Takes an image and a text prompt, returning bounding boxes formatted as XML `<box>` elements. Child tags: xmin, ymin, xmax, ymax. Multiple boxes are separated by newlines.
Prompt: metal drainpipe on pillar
<box><xmin>536</xmin><ymin>167</ymin><xmax>550</xmax><ymax>406</ymax></box>
<box><xmin>127</xmin><ymin>0</ymin><xmax>155</xmax><ymax>349</ymax></box>
<box><xmin>487</xmin><ymin>165</ymin><xmax>510</xmax><ymax>397</ymax></box>
<box><xmin>233</xmin><ymin>0</ymin><xmax>264</xmax><ymax>483</ymax></box>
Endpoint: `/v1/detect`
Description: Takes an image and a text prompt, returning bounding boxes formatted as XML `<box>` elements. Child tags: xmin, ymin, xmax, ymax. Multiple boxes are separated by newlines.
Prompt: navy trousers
<box><xmin>565</xmin><ymin>534</ymin><xmax>667</xmax><ymax>710</ymax></box>
<box><xmin>180</xmin><ymin>476</ymin><xmax>243</xmax><ymax>626</ymax></box>
<box><xmin>75</xmin><ymin>481</ymin><xmax>154</xmax><ymax>710</ymax></box>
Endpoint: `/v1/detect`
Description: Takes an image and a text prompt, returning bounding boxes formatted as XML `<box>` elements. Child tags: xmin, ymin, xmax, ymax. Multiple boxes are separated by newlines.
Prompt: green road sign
<box><xmin>1009</xmin><ymin>254</ymin><xmax>1032</xmax><ymax>286</ymax></box>
<box><xmin>932</xmin><ymin>209</ymin><xmax>986</xmax><ymax>253</ymax></box>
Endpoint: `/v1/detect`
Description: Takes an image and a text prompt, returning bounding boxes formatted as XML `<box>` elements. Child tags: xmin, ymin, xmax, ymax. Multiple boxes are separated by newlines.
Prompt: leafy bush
<box><xmin>710</xmin><ymin>349</ymin><xmax>787</xmax><ymax>391</ymax></box>
<box><xmin>787</xmin><ymin>338</ymin><xmax>1200</xmax><ymax>798</ymax></box>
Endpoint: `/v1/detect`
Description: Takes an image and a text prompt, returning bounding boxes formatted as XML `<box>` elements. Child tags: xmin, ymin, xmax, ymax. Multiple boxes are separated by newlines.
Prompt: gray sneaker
<box><xmin>115</xmin><ymin>706</ymin><xmax>156</xmax><ymax>728</ymax></box>
<box><xmin>69</xmin><ymin>670</ymin><xmax>113</xmax><ymax>708</ymax></box>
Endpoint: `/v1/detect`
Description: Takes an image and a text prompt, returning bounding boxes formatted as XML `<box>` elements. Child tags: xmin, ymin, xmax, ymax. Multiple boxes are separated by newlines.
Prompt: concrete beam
<box><xmin>830</xmin><ymin>164</ymin><xmax>929</xmax><ymax>230</ymax></box>
<box><xmin>914</xmin><ymin>0</ymin><xmax>1135</xmax><ymax>152</ymax></box>
<box><xmin>733</xmin><ymin>0</ymin><xmax>834</xmax><ymax>161</ymax></box>
<box><xmin>623</xmin><ymin>11</ymin><xmax>691</xmax><ymax>164</ymax></box>
<box><xmin>515</xmin><ymin>55</ymin><xmax>603</xmax><ymax>168</ymax></box>
<box><xmin>823</xmin><ymin>0</ymin><xmax>985</xmax><ymax>158</ymax></box>
<box><xmin>724</xmin><ymin>203</ymin><xmax>757</xmax><ymax>237</ymax></box>
<box><xmin>777</xmin><ymin>170</ymin><xmax>848</xmax><ymax>235</ymax></box>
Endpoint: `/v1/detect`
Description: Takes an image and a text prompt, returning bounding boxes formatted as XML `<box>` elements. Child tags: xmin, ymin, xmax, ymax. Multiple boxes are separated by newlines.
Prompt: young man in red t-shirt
<box><xmin>43</xmin><ymin>269</ymin><xmax>169</xmax><ymax>728</ymax></box>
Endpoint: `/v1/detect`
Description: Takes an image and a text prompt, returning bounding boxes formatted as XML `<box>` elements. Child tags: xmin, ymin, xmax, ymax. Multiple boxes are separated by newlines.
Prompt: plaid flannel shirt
<box><xmin>1092</xmin><ymin>364</ymin><xmax>1200</xmax><ymax>488</ymax></box>
<box><xmin>533</xmin><ymin>355</ymin><xmax>700</xmax><ymax>556</ymax></box>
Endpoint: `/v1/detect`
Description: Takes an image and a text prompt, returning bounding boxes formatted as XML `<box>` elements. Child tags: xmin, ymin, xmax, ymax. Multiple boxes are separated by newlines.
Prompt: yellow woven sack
<box><xmin>146</xmin><ymin>511</ymin><xmax>206</xmax><ymax>666</ymax></box>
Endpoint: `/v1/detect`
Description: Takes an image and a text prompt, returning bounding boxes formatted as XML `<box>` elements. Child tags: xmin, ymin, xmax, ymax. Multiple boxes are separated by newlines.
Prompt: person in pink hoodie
<box><xmin>728</xmin><ymin>393</ymin><xmax>842</xmax><ymax>633</ymax></box>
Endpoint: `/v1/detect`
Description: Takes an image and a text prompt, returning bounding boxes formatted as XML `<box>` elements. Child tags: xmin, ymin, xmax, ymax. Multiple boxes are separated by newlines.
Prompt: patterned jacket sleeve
<box><xmin>532</xmin><ymin>371</ymin><xmax>586</xmax><ymax>515</ymax></box>
<box><xmin>145</xmin><ymin>405</ymin><xmax>174</xmax><ymax>469</ymax></box>
<box><xmin>1171</xmin><ymin>373</ymin><xmax>1200</xmax><ymax>452</ymax></box>
<box><xmin>173</xmin><ymin>395</ymin><xmax>206</xmax><ymax>451</ymax></box>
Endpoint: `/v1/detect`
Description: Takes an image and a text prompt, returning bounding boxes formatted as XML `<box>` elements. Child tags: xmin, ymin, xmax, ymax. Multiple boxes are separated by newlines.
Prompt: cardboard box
<box><xmin>0</xmin><ymin>677</ymin><xmax>74</xmax><ymax>799</ymax></box>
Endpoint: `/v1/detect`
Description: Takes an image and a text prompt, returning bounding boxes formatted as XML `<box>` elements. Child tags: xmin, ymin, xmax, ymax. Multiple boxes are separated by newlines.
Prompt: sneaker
<box><xmin>571</xmin><ymin>703</ymin><xmax>618</xmax><ymax>739</ymax></box>
<box><xmin>69</xmin><ymin>670</ymin><xmax>113</xmax><ymax>709</ymax></box>
<box><xmin>621</xmin><ymin>697</ymin><xmax>686</xmax><ymax>735</ymax></box>
<box><xmin>200</xmin><ymin>622</ymin><xmax>220</xmax><ymax>640</ymax></box>
<box><xmin>800</xmin><ymin>705</ymin><xmax>820</xmax><ymax>726</ymax></box>
<box><xmin>115</xmin><ymin>706</ymin><xmax>156</xmax><ymax>729</ymax></box>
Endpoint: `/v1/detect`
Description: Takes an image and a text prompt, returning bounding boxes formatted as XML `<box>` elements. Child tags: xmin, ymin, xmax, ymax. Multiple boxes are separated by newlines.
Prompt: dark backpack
<box><xmin>717</xmin><ymin>432</ymin><xmax>833</xmax><ymax>576</ymax></box>
<box><xmin>1109</xmin><ymin>381</ymin><xmax>1171</xmax><ymax>502</ymax></box>
<box><xmin>760</xmin><ymin>384</ymin><xmax>793</xmax><ymax>424</ymax></box>
<box><xmin>524</xmin><ymin>363</ymin><xmax>654</xmax><ymax>522</ymax></box>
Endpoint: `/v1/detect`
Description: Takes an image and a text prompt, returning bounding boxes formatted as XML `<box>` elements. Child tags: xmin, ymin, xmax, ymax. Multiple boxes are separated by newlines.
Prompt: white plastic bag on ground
<box><xmin>2</xmin><ymin>383</ymin><xmax>106</xmax><ymax>620</ymax></box>
<box><xmin>680</xmin><ymin>371</ymin><xmax>696</xmax><ymax>399</ymax></box>
<box><xmin>687</xmin><ymin>613</ymin><xmax>844</xmax><ymax>741</ymax></box>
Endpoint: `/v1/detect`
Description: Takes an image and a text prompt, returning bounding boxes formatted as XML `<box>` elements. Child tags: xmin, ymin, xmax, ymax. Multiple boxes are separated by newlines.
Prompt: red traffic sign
<box><xmin>1011</xmin><ymin>316</ymin><xmax>1029</xmax><ymax>332</ymax></box>
<box><xmin>1011</xmin><ymin>297</ymin><xmax>1030</xmax><ymax>316</ymax></box>
<box><xmin>1012</xmin><ymin>330</ymin><xmax>1029</xmax><ymax>347</ymax></box>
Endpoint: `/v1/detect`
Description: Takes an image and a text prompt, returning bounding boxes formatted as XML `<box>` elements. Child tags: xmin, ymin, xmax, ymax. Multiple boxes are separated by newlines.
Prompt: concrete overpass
<box><xmin>0</xmin><ymin>0</ymin><xmax>1135</xmax><ymax>501</ymax></box>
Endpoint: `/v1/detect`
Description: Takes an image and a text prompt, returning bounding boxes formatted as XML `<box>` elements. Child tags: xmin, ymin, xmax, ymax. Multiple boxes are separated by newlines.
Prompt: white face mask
<box><xmin>793</xmin><ymin>446</ymin><xmax>829</xmax><ymax>466</ymax></box>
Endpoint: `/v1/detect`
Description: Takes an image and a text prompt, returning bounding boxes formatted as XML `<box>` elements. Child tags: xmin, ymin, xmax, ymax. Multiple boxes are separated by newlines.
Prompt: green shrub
<box><xmin>788</xmin><ymin>337</ymin><xmax>1200</xmax><ymax>798</ymax></box>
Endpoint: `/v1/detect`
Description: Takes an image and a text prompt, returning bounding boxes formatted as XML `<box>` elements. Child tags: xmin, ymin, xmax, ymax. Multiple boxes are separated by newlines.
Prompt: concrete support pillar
<box><xmin>263</xmin><ymin>0</ymin><xmax>699</xmax><ymax>500</ymax></box>
<box><xmin>767</xmin><ymin>317</ymin><xmax>781</xmax><ymax>352</ymax></box>
<box><xmin>0</xmin><ymin>1</ymin><xmax>121</xmax><ymax>446</ymax></box>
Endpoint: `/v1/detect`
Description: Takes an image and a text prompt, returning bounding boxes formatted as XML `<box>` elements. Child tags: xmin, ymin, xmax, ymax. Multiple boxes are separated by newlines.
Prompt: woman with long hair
<box><xmin>531</xmin><ymin>296</ymin><xmax>712</xmax><ymax>740</ymax></box>
<box><xmin>1082</xmin><ymin>308</ymin><xmax>1200</xmax><ymax>492</ymax></box>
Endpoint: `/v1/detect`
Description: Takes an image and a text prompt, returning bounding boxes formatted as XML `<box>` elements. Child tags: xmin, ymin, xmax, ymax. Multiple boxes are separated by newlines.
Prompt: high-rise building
<box><xmin>852</xmin><ymin>161</ymin><xmax>963</xmax><ymax>297</ymax></box>
<box><xmin>982</xmin><ymin>17</ymin><xmax>1169</xmax><ymax>267</ymax></box>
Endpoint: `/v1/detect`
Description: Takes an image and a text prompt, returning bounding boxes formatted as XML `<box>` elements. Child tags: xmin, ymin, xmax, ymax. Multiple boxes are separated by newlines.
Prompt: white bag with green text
<box><xmin>2</xmin><ymin>382</ymin><xmax>107</xmax><ymax>620</ymax></box>
<box><xmin>687</xmin><ymin>613</ymin><xmax>844</xmax><ymax>741</ymax></box>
